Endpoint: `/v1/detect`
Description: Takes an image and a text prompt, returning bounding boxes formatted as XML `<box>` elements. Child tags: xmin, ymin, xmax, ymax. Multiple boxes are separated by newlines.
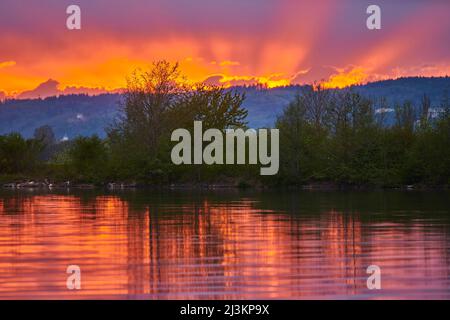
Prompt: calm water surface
<box><xmin>0</xmin><ymin>190</ymin><xmax>449</xmax><ymax>299</ymax></box>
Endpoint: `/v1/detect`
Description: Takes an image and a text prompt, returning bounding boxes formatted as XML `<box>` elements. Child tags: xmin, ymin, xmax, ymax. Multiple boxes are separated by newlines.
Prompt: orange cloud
<box><xmin>0</xmin><ymin>61</ymin><xmax>16</xmax><ymax>69</ymax></box>
<box><xmin>322</xmin><ymin>66</ymin><xmax>368</xmax><ymax>89</ymax></box>
<box><xmin>219</xmin><ymin>60</ymin><xmax>240</xmax><ymax>67</ymax></box>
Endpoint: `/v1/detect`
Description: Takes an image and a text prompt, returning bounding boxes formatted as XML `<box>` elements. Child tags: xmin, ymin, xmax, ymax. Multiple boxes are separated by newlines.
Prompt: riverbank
<box><xmin>1</xmin><ymin>177</ymin><xmax>448</xmax><ymax>191</ymax></box>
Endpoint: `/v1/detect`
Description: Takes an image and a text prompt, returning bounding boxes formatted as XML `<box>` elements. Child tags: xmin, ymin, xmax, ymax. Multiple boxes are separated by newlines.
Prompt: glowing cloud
<box><xmin>0</xmin><ymin>61</ymin><xmax>16</xmax><ymax>69</ymax></box>
<box><xmin>322</xmin><ymin>67</ymin><xmax>368</xmax><ymax>89</ymax></box>
<box><xmin>0</xmin><ymin>0</ymin><xmax>449</xmax><ymax>96</ymax></box>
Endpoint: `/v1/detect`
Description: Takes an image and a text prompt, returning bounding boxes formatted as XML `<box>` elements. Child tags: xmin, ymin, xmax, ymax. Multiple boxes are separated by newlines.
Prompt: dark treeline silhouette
<box><xmin>1</xmin><ymin>62</ymin><xmax>449</xmax><ymax>188</ymax></box>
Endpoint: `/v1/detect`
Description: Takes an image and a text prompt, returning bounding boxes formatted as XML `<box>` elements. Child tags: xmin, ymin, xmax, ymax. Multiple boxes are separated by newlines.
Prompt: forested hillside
<box><xmin>0</xmin><ymin>77</ymin><xmax>449</xmax><ymax>139</ymax></box>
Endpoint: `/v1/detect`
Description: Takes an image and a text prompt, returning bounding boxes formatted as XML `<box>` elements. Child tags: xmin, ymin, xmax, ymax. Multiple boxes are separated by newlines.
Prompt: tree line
<box><xmin>276</xmin><ymin>85</ymin><xmax>449</xmax><ymax>186</ymax></box>
<box><xmin>1</xmin><ymin>61</ymin><xmax>449</xmax><ymax>187</ymax></box>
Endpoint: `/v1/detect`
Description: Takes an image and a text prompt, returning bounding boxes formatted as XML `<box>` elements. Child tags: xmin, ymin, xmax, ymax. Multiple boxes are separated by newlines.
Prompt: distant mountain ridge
<box><xmin>0</xmin><ymin>77</ymin><xmax>449</xmax><ymax>139</ymax></box>
<box><xmin>16</xmin><ymin>79</ymin><xmax>117</xmax><ymax>100</ymax></box>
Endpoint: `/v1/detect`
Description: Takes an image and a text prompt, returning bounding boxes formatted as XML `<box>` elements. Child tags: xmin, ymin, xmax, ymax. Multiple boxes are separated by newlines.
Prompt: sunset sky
<box><xmin>0</xmin><ymin>0</ymin><xmax>449</xmax><ymax>97</ymax></box>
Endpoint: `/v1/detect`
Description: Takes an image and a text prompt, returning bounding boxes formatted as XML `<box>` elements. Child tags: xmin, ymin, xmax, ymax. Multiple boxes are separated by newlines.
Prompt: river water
<box><xmin>0</xmin><ymin>190</ymin><xmax>449</xmax><ymax>299</ymax></box>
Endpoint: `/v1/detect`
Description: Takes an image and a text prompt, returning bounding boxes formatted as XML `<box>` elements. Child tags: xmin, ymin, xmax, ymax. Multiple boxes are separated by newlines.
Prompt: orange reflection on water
<box><xmin>0</xmin><ymin>193</ymin><xmax>449</xmax><ymax>299</ymax></box>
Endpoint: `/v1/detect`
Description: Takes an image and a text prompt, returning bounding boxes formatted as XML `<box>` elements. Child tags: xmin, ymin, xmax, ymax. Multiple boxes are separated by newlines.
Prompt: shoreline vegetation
<box><xmin>1</xmin><ymin>179</ymin><xmax>448</xmax><ymax>191</ymax></box>
<box><xmin>1</xmin><ymin>61</ymin><xmax>449</xmax><ymax>190</ymax></box>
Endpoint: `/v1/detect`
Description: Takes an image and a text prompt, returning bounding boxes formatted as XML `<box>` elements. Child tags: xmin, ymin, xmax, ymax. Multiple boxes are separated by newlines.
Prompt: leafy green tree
<box><xmin>395</xmin><ymin>100</ymin><xmax>416</xmax><ymax>132</ymax></box>
<box><xmin>0</xmin><ymin>133</ymin><xmax>43</xmax><ymax>174</ymax></box>
<box><xmin>34</xmin><ymin>125</ymin><xmax>56</xmax><ymax>147</ymax></box>
<box><xmin>67</xmin><ymin>136</ymin><xmax>108</xmax><ymax>182</ymax></box>
<box><xmin>276</xmin><ymin>94</ymin><xmax>329</xmax><ymax>183</ymax></box>
<box><xmin>109</xmin><ymin>61</ymin><xmax>183</xmax><ymax>156</ymax></box>
<box><xmin>170</xmin><ymin>84</ymin><xmax>247</xmax><ymax>130</ymax></box>
<box><xmin>107</xmin><ymin>60</ymin><xmax>248</xmax><ymax>182</ymax></box>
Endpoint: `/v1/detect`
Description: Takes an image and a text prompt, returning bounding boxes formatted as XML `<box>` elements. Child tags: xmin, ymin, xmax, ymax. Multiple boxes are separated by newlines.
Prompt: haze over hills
<box><xmin>0</xmin><ymin>77</ymin><xmax>449</xmax><ymax>140</ymax></box>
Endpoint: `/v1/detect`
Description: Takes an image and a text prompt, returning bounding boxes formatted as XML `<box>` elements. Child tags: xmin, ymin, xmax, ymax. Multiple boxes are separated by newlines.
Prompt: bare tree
<box><xmin>109</xmin><ymin>61</ymin><xmax>185</xmax><ymax>156</ymax></box>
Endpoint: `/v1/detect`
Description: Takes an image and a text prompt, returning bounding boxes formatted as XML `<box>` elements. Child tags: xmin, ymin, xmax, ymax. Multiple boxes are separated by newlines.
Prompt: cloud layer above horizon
<box><xmin>0</xmin><ymin>0</ymin><xmax>449</xmax><ymax>96</ymax></box>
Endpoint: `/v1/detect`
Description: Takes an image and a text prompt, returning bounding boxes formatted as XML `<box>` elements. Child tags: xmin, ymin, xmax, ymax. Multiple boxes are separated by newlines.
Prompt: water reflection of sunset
<box><xmin>0</xmin><ymin>192</ymin><xmax>449</xmax><ymax>299</ymax></box>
